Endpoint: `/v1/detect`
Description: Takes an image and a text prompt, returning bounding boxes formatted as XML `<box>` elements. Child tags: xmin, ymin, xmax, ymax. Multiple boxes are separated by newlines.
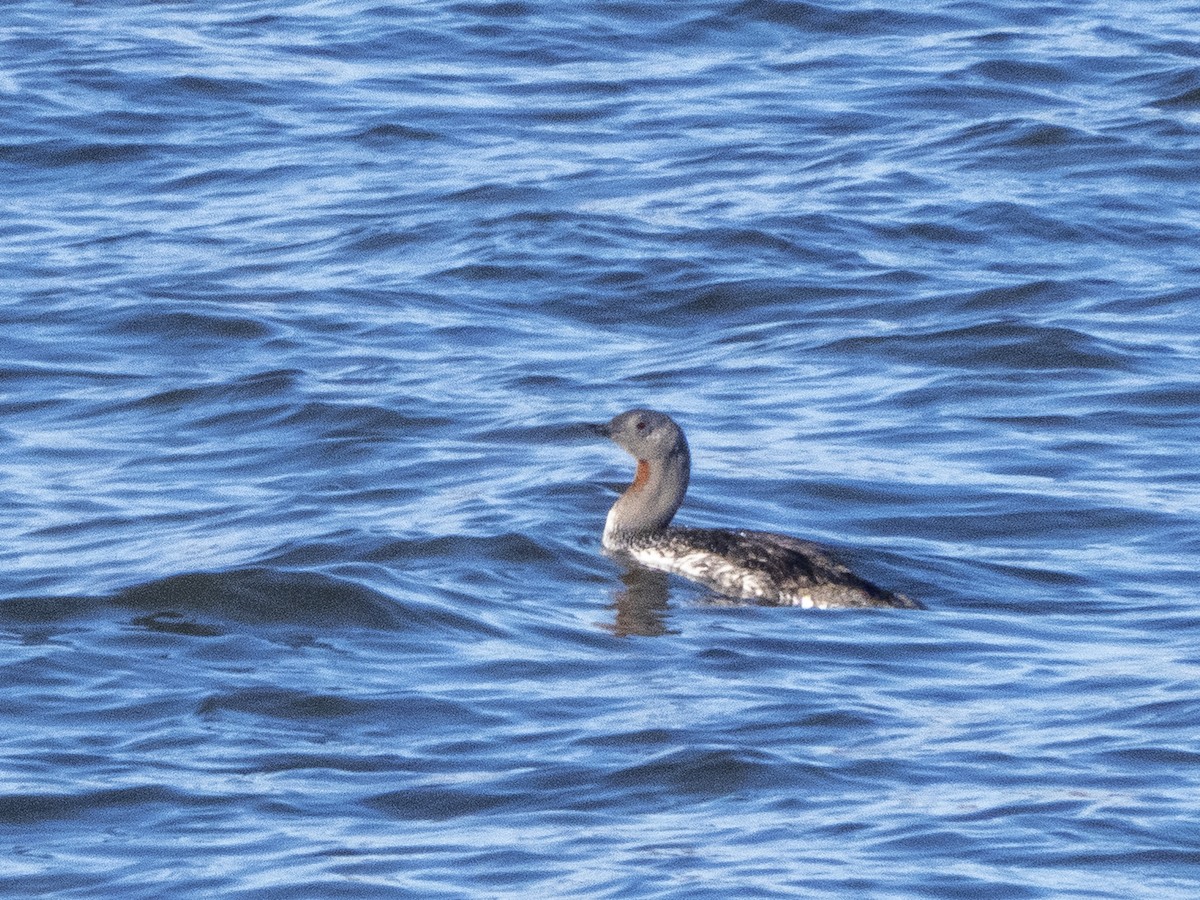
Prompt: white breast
<box><xmin>627</xmin><ymin>543</ymin><xmax>776</xmax><ymax>600</ymax></box>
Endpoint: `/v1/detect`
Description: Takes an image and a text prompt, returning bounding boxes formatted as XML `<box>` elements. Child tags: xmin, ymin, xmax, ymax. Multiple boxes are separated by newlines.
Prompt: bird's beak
<box><xmin>587</xmin><ymin>421</ymin><xmax>613</xmax><ymax>438</ymax></box>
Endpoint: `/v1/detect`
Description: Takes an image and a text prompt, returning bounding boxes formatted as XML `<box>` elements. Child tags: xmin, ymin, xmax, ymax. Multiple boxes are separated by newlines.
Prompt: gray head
<box><xmin>592</xmin><ymin>408</ymin><xmax>688</xmax><ymax>463</ymax></box>
<box><xmin>591</xmin><ymin>408</ymin><xmax>691</xmax><ymax>542</ymax></box>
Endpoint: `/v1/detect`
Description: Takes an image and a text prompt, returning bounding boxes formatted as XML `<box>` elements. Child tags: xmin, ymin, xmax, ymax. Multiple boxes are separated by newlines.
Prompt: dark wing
<box><xmin>673</xmin><ymin>527</ymin><xmax>916</xmax><ymax>608</ymax></box>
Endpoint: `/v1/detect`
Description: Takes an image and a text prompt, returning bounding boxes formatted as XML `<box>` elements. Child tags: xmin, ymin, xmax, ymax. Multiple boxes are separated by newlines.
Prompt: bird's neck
<box><xmin>603</xmin><ymin>446</ymin><xmax>690</xmax><ymax>548</ymax></box>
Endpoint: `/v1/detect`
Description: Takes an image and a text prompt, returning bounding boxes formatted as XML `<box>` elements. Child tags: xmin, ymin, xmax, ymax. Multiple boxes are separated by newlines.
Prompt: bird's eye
<box><xmin>635</xmin><ymin>420</ymin><xmax>646</xmax><ymax>431</ymax></box>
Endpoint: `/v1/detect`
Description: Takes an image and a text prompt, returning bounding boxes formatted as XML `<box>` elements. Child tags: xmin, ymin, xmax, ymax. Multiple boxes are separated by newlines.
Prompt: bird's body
<box><xmin>592</xmin><ymin>409</ymin><xmax>918</xmax><ymax>610</ymax></box>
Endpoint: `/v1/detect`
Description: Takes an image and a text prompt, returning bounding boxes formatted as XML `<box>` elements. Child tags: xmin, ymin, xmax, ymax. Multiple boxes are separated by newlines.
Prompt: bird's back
<box><xmin>614</xmin><ymin>526</ymin><xmax>919</xmax><ymax>609</ymax></box>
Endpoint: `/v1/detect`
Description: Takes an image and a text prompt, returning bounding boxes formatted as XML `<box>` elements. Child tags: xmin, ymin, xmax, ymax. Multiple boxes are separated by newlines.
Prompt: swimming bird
<box><xmin>591</xmin><ymin>409</ymin><xmax>919</xmax><ymax>609</ymax></box>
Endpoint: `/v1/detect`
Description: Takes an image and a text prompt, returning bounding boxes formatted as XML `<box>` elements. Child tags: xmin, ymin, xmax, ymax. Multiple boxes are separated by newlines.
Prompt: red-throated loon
<box><xmin>591</xmin><ymin>408</ymin><xmax>920</xmax><ymax>609</ymax></box>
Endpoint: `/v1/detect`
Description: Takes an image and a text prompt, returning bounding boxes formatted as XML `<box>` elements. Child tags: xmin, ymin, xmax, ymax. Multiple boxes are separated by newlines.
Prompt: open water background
<box><xmin>3</xmin><ymin>1</ymin><xmax>1200</xmax><ymax>896</ymax></box>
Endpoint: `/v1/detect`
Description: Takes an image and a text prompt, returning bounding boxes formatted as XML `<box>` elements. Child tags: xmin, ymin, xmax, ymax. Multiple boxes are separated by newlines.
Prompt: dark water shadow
<box><xmin>112</xmin><ymin>568</ymin><xmax>408</xmax><ymax>633</ymax></box>
<box><xmin>0</xmin><ymin>568</ymin><xmax>510</xmax><ymax>642</ymax></box>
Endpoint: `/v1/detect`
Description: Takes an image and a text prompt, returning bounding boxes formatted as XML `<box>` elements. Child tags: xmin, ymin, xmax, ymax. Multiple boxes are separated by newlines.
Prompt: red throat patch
<box><xmin>630</xmin><ymin>459</ymin><xmax>651</xmax><ymax>491</ymax></box>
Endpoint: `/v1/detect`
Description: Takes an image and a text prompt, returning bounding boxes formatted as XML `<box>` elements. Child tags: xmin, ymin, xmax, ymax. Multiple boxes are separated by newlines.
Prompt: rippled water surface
<box><xmin>4</xmin><ymin>1</ymin><xmax>1200</xmax><ymax>896</ymax></box>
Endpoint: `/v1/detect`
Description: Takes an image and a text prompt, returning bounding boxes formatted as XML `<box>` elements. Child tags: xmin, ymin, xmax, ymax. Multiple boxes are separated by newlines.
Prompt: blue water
<box><xmin>3</xmin><ymin>1</ymin><xmax>1200</xmax><ymax>896</ymax></box>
